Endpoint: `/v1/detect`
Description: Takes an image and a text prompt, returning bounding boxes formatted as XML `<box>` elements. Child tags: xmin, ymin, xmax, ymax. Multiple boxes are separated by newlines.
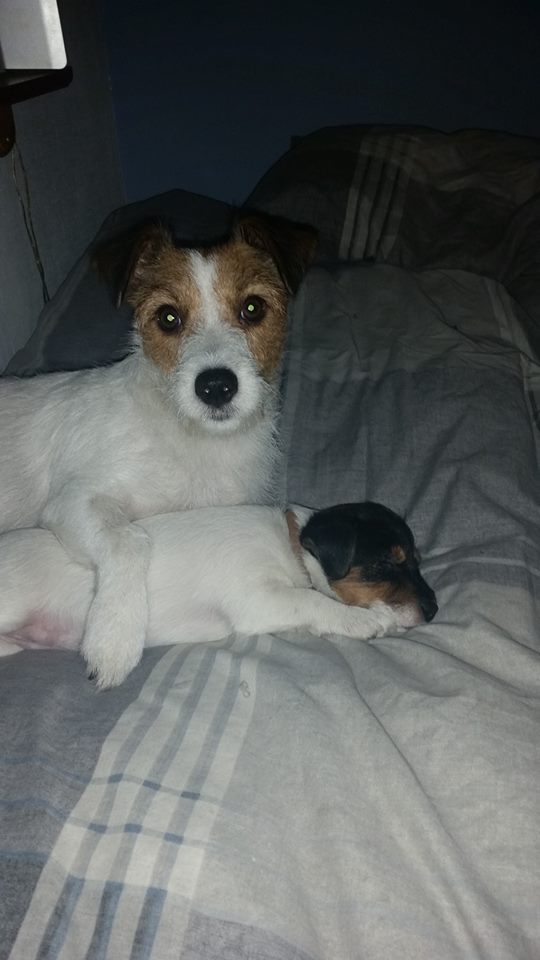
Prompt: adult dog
<box><xmin>0</xmin><ymin>212</ymin><xmax>316</xmax><ymax>687</ymax></box>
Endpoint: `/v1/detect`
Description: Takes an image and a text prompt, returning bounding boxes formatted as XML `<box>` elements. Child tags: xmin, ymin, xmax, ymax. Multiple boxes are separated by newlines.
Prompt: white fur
<box><xmin>189</xmin><ymin>252</ymin><xmax>221</xmax><ymax>328</ymax></box>
<box><xmin>0</xmin><ymin>262</ymin><xmax>279</xmax><ymax>687</ymax></box>
<box><xmin>0</xmin><ymin>506</ymin><xmax>404</xmax><ymax>666</ymax></box>
<box><xmin>170</xmin><ymin>323</ymin><xmax>273</xmax><ymax>431</ymax></box>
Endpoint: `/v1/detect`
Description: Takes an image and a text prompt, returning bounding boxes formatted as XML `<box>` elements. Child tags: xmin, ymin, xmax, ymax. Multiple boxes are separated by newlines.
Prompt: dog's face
<box><xmin>98</xmin><ymin>212</ymin><xmax>316</xmax><ymax>432</ymax></box>
<box><xmin>300</xmin><ymin>501</ymin><xmax>438</xmax><ymax>626</ymax></box>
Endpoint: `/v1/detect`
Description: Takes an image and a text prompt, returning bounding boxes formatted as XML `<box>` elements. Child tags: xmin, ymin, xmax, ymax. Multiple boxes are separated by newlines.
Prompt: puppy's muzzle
<box><xmin>195</xmin><ymin>367</ymin><xmax>239</xmax><ymax>409</ymax></box>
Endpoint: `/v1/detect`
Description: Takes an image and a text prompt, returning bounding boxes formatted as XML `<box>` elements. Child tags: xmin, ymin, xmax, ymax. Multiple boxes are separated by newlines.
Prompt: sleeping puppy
<box><xmin>0</xmin><ymin>502</ymin><xmax>437</xmax><ymax>676</ymax></box>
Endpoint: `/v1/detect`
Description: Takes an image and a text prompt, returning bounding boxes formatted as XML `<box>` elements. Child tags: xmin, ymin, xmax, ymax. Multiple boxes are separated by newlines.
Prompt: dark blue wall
<box><xmin>103</xmin><ymin>0</ymin><xmax>540</xmax><ymax>204</ymax></box>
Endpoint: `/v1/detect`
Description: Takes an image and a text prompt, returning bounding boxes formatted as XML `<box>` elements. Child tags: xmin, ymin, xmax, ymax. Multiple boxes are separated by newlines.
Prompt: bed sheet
<box><xmin>1</xmin><ymin>263</ymin><xmax>540</xmax><ymax>959</ymax></box>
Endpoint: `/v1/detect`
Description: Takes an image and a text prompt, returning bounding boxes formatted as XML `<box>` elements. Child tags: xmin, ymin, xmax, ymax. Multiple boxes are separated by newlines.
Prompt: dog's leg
<box><xmin>42</xmin><ymin>487</ymin><xmax>150</xmax><ymax>688</ymax></box>
<box><xmin>235</xmin><ymin>587</ymin><xmax>401</xmax><ymax>640</ymax></box>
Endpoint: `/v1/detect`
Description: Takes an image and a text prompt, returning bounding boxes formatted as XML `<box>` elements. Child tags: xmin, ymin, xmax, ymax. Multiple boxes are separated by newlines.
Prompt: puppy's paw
<box><xmin>82</xmin><ymin>597</ymin><xmax>146</xmax><ymax>689</ymax></box>
<box><xmin>391</xmin><ymin>603</ymin><xmax>423</xmax><ymax>629</ymax></box>
<box><xmin>365</xmin><ymin>600</ymin><xmax>402</xmax><ymax>638</ymax></box>
<box><xmin>331</xmin><ymin>601</ymin><xmax>399</xmax><ymax>641</ymax></box>
<box><xmin>358</xmin><ymin>600</ymin><xmax>400</xmax><ymax>637</ymax></box>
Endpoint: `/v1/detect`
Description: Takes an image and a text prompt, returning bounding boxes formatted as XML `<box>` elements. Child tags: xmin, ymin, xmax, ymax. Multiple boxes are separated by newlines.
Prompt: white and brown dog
<box><xmin>0</xmin><ymin>212</ymin><xmax>316</xmax><ymax>687</ymax></box>
<box><xmin>0</xmin><ymin>502</ymin><xmax>438</xmax><ymax>673</ymax></box>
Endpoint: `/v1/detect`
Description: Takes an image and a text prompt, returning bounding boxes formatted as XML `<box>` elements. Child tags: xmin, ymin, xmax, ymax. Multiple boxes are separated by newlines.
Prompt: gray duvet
<box><xmin>2</xmin><ymin>258</ymin><xmax>539</xmax><ymax>959</ymax></box>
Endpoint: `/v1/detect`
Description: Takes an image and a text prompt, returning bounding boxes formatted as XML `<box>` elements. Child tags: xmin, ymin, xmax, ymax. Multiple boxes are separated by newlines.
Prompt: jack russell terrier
<box><xmin>0</xmin><ymin>502</ymin><xmax>437</xmax><ymax>675</ymax></box>
<box><xmin>0</xmin><ymin>211</ymin><xmax>316</xmax><ymax>687</ymax></box>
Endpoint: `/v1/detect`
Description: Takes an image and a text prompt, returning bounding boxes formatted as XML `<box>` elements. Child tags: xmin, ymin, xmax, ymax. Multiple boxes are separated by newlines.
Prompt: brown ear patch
<box><xmin>125</xmin><ymin>224</ymin><xmax>174</xmax><ymax>302</ymax></box>
<box><xmin>391</xmin><ymin>545</ymin><xmax>407</xmax><ymax>564</ymax></box>
<box><xmin>93</xmin><ymin>222</ymin><xmax>174</xmax><ymax>308</ymax></box>
<box><xmin>235</xmin><ymin>210</ymin><xmax>317</xmax><ymax>295</ymax></box>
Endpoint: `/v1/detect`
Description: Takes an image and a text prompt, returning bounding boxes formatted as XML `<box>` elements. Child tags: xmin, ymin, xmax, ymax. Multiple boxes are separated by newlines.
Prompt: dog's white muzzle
<box><xmin>170</xmin><ymin>325</ymin><xmax>269</xmax><ymax>431</ymax></box>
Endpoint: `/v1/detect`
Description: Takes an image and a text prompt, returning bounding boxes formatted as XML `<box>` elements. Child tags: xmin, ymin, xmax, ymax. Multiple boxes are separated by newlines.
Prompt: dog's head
<box><xmin>95</xmin><ymin>211</ymin><xmax>317</xmax><ymax>432</ymax></box>
<box><xmin>299</xmin><ymin>501</ymin><xmax>438</xmax><ymax>627</ymax></box>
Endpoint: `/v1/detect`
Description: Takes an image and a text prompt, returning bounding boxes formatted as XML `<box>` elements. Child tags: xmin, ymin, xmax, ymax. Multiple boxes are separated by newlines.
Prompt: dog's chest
<box><xmin>126</xmin><ymin>421</ymin><xmax>275</xmax><ymax>515</ymax></box>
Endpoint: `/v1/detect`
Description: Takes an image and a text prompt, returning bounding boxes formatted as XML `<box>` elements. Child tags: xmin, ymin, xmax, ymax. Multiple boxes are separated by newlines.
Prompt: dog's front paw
<box><xmin>82</xmin><ymin>596</ymin><xmax>146</xmax><ymax>689</ymax></box>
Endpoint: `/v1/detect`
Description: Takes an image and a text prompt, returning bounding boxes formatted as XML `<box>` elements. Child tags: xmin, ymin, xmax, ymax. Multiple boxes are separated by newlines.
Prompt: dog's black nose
<box><xmin>421</xmin><ymin>594</ymin><xmax>438</xmax><ymax>623</ymax></box>
<box><xmin>195</xmin><ymin>368</ymin><xmax>238</xmax><ymax>408</ymax></box>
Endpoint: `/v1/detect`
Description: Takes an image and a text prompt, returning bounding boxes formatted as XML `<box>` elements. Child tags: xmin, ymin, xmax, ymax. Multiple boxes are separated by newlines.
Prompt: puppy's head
<box><xmin>299</xmin><ymin>502</ymin><xmax>438</xmax><ymax>627</ymax></box>
<box><xmin>95</xmin><ymin>211</ymin><xmax>317</xmax><ymax>431</ymax></box>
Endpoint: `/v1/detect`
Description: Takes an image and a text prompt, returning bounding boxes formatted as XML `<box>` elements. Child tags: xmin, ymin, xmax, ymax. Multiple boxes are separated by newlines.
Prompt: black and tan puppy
<box><xmin>299</xmin><ymin>501</ymin><xmax>437</xmax><ymax>625</ymax></box>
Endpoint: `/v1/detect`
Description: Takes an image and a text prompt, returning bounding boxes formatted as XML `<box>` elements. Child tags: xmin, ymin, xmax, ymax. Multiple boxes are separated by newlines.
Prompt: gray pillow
<box><xmin>6</xmin><ymin>190</ymin><xmax>232</xmax><ymax>376</ymax></box>
<box><xmin>247</xmin><ymin>125</ymin><xmax>540</xmax><ymax>342</ymax></box>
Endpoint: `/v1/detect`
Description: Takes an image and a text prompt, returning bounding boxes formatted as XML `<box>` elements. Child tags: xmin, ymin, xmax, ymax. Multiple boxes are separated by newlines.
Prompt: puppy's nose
<box><xmin>195</xmin><ymin>368</ymin><xmax>238</xmax><ymax>408</ymax></box>
<box><xmin>421</xmin><ymin>595</ymin><xmax>438</xmax><ymax>623</ymax></box>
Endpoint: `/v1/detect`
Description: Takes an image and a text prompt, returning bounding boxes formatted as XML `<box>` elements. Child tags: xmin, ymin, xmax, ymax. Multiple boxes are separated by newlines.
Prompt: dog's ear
<box><xmin>300</xmin><ymin>514</ymin><xmax>357</xmax><ymax>581</ymax></box>
<box><xmin>234</xmin><ymin>210</ymin><xmax>318</xmax><ymax>295</ymax></box>
<box><xmin>93</xmin><ymin>222</ymin><xmax>173</xmax><ymax>307</ymax></box>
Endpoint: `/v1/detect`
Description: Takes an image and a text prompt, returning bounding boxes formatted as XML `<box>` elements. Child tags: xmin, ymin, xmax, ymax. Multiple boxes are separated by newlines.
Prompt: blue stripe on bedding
<box><xmin>132</xmin><ymin>887</ymin><xmax>167</xmax><ymax>960</ymax></box>
<box><xmin>0</xmin><ymin>850</ymin><xmax>48</xmax><ymax>865</ymax></box>
<box><xmin>37</xmin><ymin>875</ymin><xmax>84</xmax><ymax>960</ymax></box>
<box><xmin>85</xmin><ymin>881</ymin><xmax>123</xmax><ymax>959</ymax></box>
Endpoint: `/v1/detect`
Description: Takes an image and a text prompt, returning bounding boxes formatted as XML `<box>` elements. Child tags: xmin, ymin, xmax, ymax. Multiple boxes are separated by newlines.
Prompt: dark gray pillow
<box><xmin>246</xmin><ymin>125</ymin><xmax>540</xmax><ymax>340</ymax></box>
<box><xmin>6</xmin><ymin>190</ymin><xmax>232</xmax><ymax>375</ymax></box>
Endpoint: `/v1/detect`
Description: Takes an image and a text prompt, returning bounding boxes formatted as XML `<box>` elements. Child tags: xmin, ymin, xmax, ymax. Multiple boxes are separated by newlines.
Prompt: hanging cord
<box><xmin>11</xmin><ymin>142</ymin><xmax>50</xmax><ymax>304</ymax></box>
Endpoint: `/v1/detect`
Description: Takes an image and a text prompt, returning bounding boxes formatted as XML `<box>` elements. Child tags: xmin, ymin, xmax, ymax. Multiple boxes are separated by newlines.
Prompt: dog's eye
<box><xmin>240</xmin><ymin>295</ymin><xmax>266</xmax><ymax>324</ymax></box>
<box><xmin>157</xmin><ymin>305</ymin><xmax>182</xmax><ymax>333</ymax></box>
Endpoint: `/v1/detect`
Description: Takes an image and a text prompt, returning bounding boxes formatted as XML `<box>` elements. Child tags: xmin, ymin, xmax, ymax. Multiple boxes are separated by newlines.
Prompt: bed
<box><xmin>2</xmin><ymin>126</ymin><xmax>540</xmax><ymax>959</ymax></box>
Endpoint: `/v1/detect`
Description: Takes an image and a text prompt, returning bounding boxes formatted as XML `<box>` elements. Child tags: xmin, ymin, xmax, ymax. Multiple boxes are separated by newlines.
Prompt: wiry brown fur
<box><xmin>122</xmin><ymin>219</ymin><xmax>306</xmax><ymax>378</ymax></box>
<box><xmin>212</xmin><ymin>241</ymin><xmax>288</xmax><ymax>378</ymax></box>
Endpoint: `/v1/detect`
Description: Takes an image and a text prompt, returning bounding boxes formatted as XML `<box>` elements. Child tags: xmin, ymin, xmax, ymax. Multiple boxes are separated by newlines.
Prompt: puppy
<box><xmin>0</xmin><ymin>212</ymin><xmax>316</xmax><ymax>687</ymax></box>
<box><xmin>0</xmin><ymin>502</ymin><xmax>437</xmax><ymax>673</ymax></box>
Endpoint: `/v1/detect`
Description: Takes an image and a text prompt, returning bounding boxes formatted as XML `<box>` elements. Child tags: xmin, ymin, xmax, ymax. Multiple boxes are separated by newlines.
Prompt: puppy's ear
<box><xmin>93</xmin><ymin>222</ymin><xmax>173</xmax><ymax>307</ymax></box>
<box><xmin>234</xmin><ymin>209</ymin><xmax>317</xmax><ymax>295</ymax></box>
<box><xmin>300</xmin><ymin>514</ymin><xmax>357</xmax><ymax>581</ymax></box>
